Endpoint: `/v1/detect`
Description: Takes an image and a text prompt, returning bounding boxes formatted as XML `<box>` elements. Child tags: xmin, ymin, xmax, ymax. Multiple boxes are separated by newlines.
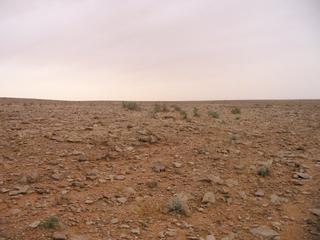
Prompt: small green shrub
<box><xmin>172</xmin><ymin>105</ymin><xmax>181</xmax><ymax>112</ymax></box>
<box><xmin>208</xmin><ymin>111</ymin><xmax>219</xmax><ymax>119</ymax></box>
<box><xmin>257</xmin><ymin>165</ymin><xmax>270</xmax><ymax>177</ymax></box>
<box><xmin>179</xmin><ymin>110</ymin><xmax>188</xmax><ymax>119</ymax></box>
<box><xmin>165</xmin><ymin>196</ymin><xmax>189</xmax><ymax>216</ymax></box>
<box><xmin>153</xmin><ymin>103</ymin><xmax>169</xmax><ymax>113</ymax></box>
<box><xmin>122</xmin><ymin>101</ymin><xmax>139</xmax><ymax>111</ymax></box>
<box><xmin>231</xmin><ymin>107</ymin><xmax>241</xmax><ymax>114</ymax></box>
<box><xmin>193</xmin><ymin>107</ymin><xmax>200</xmax><ymax>117</ymax></box>
<box><xmin>40</xmin><ymin>216</ymin><xmax>60</xmax><ymax>229</ymax></box>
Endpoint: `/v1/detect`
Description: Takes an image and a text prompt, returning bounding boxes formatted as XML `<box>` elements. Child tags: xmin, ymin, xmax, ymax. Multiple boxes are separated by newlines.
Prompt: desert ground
<box><xmin>0</xmin><ymin>98</ymin><xmax>319</xmax><ymax>240</ymax></box>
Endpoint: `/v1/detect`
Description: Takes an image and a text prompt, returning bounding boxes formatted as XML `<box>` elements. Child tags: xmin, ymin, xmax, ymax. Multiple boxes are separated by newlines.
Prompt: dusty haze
<box><xmin>0</xmin><ymin>0</ymin><xmax>320</xmax><ymax>100</ymax></box>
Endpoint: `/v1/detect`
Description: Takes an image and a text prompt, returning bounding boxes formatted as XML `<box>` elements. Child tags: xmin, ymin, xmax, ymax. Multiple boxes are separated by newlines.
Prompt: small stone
<box><xmin>199</xmin><ymin>174</ymin><xmax>224</xmax><ymax>185</ymax></box>
<box><xmin>250</xmin><ymin>225</ymin><xmax>279</xmax><ymax>239</ymax></box>
<box><xmin>206</xmin><ymin>234</ymin><xmax>216</xmax><ymax>240</ymax></box>
<box><xmin>9</xmin><ymin>185</ymin><xmax>29</xmax><ymax>196</ymax></box>
<box><xmin>173</xmin><ymin>162</ymin><xmax>182</xmax><ymax>168</ymax></box>
<box><xmin>52</xmin><ymin>232</ymin><xmax>67</xmax><ymax>240</ymax></box>
<box><xmin>29</xmin><ymin>220</ymin><xmax>41</xmax><ymax>228</ymax></box>
<box><xmin>152</xmin><ymin>163</ymin><xmax>166</xmax><ymax>172</ymax></box>
<box><xmin>310</xmin><ymin>208</ymin><xmax>320</xmax><ymax>217</ymax></box>
<box><xmin>117</xmin><ymin>197</ymin><xmax>127</xmax><ymax>204</ymax></box>
<box><xmin>294</xmin><ymin>172</ymin><xmax>311</xmax><ymax>179</ymax></box>
<box><xmin>225</xmin><ymin>179</ymin><xmax>238</xmax><ymax>187</ymax></box>
<box><xmin>202</xmin><ymin>192</ymin><xmax>216</xmax><ymax>204</ymax></box>
<box><xmin>69</xmin><ymin>235</ymin><xmax>90</xmax><ymax>240</ymax></box>
<box><xmin>111</xmin><ymin>218</ymin><xmax>119</xmax><ymax>224</ymax></box>
<box><xmin>221</xmin><ymin>233</ymin><xmax>236</xmax><ymax>240</ymax></box>
<box><xmin>166</xmin><ymin>229</ymin><xmax>176</xmax><ymax>237</ymax></box>
<box><xmin>255</xmin><ymin>189</ymin><xmax>265</xmax><ymax>197</ymax></box>
<box><xmin>114</xmin><ymin>175</ymin><xmax>125</xmax><ymax>180</ymax></box>
<box><xmin>51</xmin><ymin>174</ymin><xmax>60</xmax><ymax>181</ymax></box>
<box><xmin>122</xmin><ymin>187</ymin><xmax>136</xmax><ymax>196</ymax></box>
<box><xmin>131</xmin><ymin>228</ymin><xmax>140</xmax><ymax>235</ymax></box>
<box><xmin>9</xmin><ymin>208</ymin><xmax>21</xmax><ymax>215</ymax></box>
<box><xmin>270</xmin><ymin>194</ymin><xmax>282</xmax><ymax>205</ymax></box>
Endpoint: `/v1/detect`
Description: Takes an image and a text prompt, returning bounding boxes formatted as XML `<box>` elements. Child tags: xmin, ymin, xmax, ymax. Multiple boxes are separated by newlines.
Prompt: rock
<box><xmin>21</xmin><ymin>172</ymin><xmax>39</xmax><ymax>184</ymax></box>
<box><xmin>250</xmin><ymin>225</ymin><xmax>279</xmax><ymax>239</ymax></box>
<box><xmin>146</xmin><ymin>180</ymin><xmax>158</xmax><ymax>188</ymax></box>
<box><xmin>206</xmin><ymin>234</ymin><xmax>216</xmax><ymax>240</ymax></box>
<box><xmin>294</xmin><ymin>172</ymin><xmax>312</xmax><ymax>179</ymax></box>
<box><xmin>199</xmin><ymin>174</ymin><xmax>224</xmax><ymax>185</ymax></box>
<box><xmin>255</xmin><ymin>189</ymin><xmax>265</xmax><ymax>197</ymax></box>
<box><xmin>114</xmin><ymin>175</ymin><xmax>125</xmax><ymax>180</ymax></box>
<box><xmin>221</xmin><ymin>233</ymin><xmax>236</xmax><ymax>240</ymax></box>
<box><xmin>51</xmin><ymin>173</ymin><xmax>60</xmax><ymax>181</ymax></box>
<box><xmin>131</xmin><ymin>228</ymin><xmax>140</xmax><ymax>235</ymax></box>
<box><xmin>122</xmin><ymin>187</ymin><xmax>136</xmax><ymax>196</ymax></box>
<box><xmin>52</xmin><ymin>232</ymin><xmax>67</xmax><ymax>240</ymax></box>
<box><xmin>152</xmin><ymin>163</ymin><xmax>166</xmax><ymax>172</ymax></box>
<box><xmin>69</xmin><ymin>235</ymin><xmax>90</xmax><ymax>240</ymax></box>
<box><xmin>117</xmin><ymin>197</ymin><xmax>127</xmax><ymax>204</ymax></box>
<box><xmin>173</xmin><ymin>162</ymin><xmax>182</xmax><ymax>168</ymax></box>
<box><xmin>202</xmin><ymin>192</ymin><xmax>216</xmax><ymax>204</ymax></box>
<box><xmin>111</xmin><ymin>218</ymin><xmax>119</xmax><ymax>224</ymax></box>
<box><xmin>225</xmin><ymin>179</ymin><xmax>238</xmax><ymax>187</ymax></box>
<box><xmin>9</xmin><ymin>185</ymin><xmax>29</xmax><ymax>196</ymax></box>
<box><xmin>9</xmin><ymin>208</ymin><xmax>21</xmax><ymax>215</ymax></box>
<box><xmin>29</xmin><ymin>220</ymin><xmax>41</xmax><ymax>228</ymax></box>
<box><xmin>310</xmin><ymin>208</ymin><xmax>320</xmax><ymax>217</ymax></box>
<box><xmin>166</xmin><ymin>229</ymin><xmax>176</xmax><ymax>237</ymax></box>
<box><xmin>270</xmin><ymin>194</ymin><xmax>284</xmax><ymax>205</ymax></box>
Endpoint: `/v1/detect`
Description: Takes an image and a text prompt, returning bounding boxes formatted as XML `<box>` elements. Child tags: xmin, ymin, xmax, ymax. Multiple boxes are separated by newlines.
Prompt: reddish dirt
<box><xmin>0</xmin><ymin>98</ymin><xmax>319</xmax><ymax>240</ymax></box>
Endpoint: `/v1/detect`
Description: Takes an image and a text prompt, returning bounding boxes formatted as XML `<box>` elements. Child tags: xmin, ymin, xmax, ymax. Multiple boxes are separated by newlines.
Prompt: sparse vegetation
<box><xmin>208</xmin><ymin>111</ymin><xmax>219</xmax><ymax>119</ymax></box>
<box><xmin>153</xmin><ymin>103</ymin><xmax>169</xmax><ymax>113</ymax></box>
<box><xmin>122</xmin><ymin>101</ymin><xmax>139</xmax><ymax>110</ymax></box>
<box><xmin>193</xmin><ymin>107</ymin><xmax>200</xmax><ymax>117</ymax></box>
<box><xmin>257</xmin><ymin>165</ymin><xmax>270</xmax><ymax>177</ymax></box>
<box><xmin>231</xmin><ymin>107</ymin><xmax>241</xmax><ymax>114</ymax></box>
<box><xmin>40</xmin><ymin>216</ymin><xmax>60</xmax><ymax>229</ymax></box>
<box><xmin>172</xmin><ymin>105</ymin><xmax>181</xmax><ymax>112</ymax></box>
<box><xmin>165</xmin><ymin>195</ymin><xmax>190</xmax><ymax>216</ymax></box>
<box><xmin>179</xmin><ymin>110</ymin><xmax>188</xmax><ymax>119</ymax></box>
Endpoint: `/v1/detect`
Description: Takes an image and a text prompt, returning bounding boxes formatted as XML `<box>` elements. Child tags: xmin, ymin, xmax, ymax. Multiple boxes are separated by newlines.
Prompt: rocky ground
<box><xmin>0</xmin><ymin>98</ymin><xmax>319</xmax><ymax>240</ymax></box>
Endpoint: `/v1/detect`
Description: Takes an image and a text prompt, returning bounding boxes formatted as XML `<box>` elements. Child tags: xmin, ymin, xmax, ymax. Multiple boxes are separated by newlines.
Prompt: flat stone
<box><xmin>111</xmin><ymin>218</ymin><xmax>119</xmax><ymax>224</ymax></box>
<box><xmin>114</xmin><ymin>175</ymin><xmax>125</xmax><ymax>180</ymax></box>
<box><xmin>270</xmin><ymin>194</ymin><xmax>282</xmax><ymax>205</ymax></box>
<box><xmin>131</xmin><ymin>228</ymin><xmax>140</xmax><ymax>235</ymax></box>
<box><xmin>255</xmin><ymin>189</ymin><xmax>265</xmax><ymax>197</ymax></box>
<box><xmin>295</xmin><ymin>172</ymin><xmax>312</xmax><ymax>179</ymax></box>
<box><xmin>202</xmin><ymin>192</ymin><xmax>216</xmax><ymax>204</ymax></box>
<box><xmin>117</xmin><ymin>197</ymin><xmax>127</xmax><ymax>204</ymax></box>
<box><xmin>69</xmin><ymin>235</ymin><xmax>90</xmax><ymax>240</ymax></box>
<box><xmin>199</xmin><ymin>174</ymin><xmax>224</xmax><ymax>185</ymax></box>
<box><xmin>225</xmin><ymin>179</ymin><xmax>238</xmax><ymax>187</ymax></box>
<box><xmin>52</xmin><ymin>232</ymin><xmax>67</xmax><ymax>240</ymax></box>
<box><xmin>29</xmin><ymin>220</ymin><xmax>41</xmax><ymax>228</ymax></box>
<box><xmin>206</xmin><ymin>234</ymin><xmax>216</xmax><ymax>240</ymax></box>
<box><xmin>310</xmin><ymin>208</ymin><xmax>320</xmax><ymax>217</ymax></box>
<box><xmin>173</xmin><ymin>162</ymin><xmax>182</xmax><ymax>168</ymax></box>
<box><xmin>9</xmin><ymin>185</ymin><xmax>29</xmax><ymax>196</ymax></box>
<box><xmin>152</xmin><ymin>163</ymin><xmax>166</xmax><ymax>172</ymax></box>
<box><xmin>250</xmin><ymin>225</ymin><xmax>279</xmax><ymax>239</ymax></box>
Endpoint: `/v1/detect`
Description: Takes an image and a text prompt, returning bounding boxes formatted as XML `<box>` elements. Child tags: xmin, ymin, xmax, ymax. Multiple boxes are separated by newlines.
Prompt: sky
<box><xmin>0</xmin><ymin>0</ymin><xmax>319</xmax><ymax>101</ymax></box>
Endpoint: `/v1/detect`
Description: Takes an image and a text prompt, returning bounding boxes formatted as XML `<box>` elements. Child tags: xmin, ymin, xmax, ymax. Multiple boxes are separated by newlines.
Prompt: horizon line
<box><xmin>1</xmin><ymin>96</ymin><xmax>319</xmax><ymax>103</ymax></box>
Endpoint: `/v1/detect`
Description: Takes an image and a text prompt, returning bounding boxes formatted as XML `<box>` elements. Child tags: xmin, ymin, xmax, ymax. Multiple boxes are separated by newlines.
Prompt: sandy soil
<box><xmin>0</xmin><ymin>98</ymin><xmax>319</xmax><ymax>240</ymax></box>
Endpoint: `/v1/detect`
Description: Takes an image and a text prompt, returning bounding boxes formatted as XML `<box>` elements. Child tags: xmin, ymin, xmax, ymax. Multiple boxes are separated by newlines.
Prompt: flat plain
<box><xmin>0</xmin><ymin>98</ymin><xmax>319</xmax><ymax>240</ymax></box>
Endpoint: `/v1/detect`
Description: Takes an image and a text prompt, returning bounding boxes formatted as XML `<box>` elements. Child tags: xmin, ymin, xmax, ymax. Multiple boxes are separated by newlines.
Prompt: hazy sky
<box><xmin>1</xmin><ymin>0</ymin><xmax>319</xmax><ymax>100</ymax></box>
